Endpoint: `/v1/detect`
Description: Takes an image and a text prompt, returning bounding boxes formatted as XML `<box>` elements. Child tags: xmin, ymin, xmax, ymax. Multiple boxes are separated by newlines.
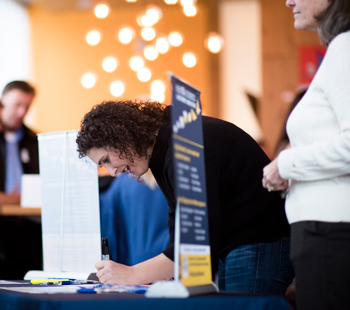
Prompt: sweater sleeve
<box><xmin>278</xmin><ymin>36</ymin><xmax>350</xmax><ymax>181</ymax></box>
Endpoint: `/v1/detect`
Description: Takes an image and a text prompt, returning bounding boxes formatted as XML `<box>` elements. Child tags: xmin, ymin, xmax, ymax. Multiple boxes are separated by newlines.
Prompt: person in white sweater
<box><xmin>262</xmin><ymin>0</ymin><xmax>350</xmax><ymax>309</ymax></box>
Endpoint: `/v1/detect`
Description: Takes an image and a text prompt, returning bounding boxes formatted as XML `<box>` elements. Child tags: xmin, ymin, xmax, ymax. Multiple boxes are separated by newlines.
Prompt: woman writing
<box><xmin>77</xmin><ymin>100</ymin><xmax>293</xmax><ymax>294</ymax></box>
<box><xmin>262</xmin><ymin>0</ymin><xmax>350</xmax><ymax>309</ymax></box>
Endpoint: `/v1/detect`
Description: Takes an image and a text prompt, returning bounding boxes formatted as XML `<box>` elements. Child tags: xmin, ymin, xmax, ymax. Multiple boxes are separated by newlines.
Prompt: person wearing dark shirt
<box><xmin>76</xmin><ymin>100</ymin><xmax>294</xmax><ymax>294</ymax></box>
<box><xmin>0</xmin><ymin>81</ymin><xmax>42</xmax><ymax>279</ymax></box>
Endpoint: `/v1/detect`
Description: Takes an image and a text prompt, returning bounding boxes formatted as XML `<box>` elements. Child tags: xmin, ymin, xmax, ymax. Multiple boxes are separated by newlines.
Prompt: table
<box><xmin>0</xmin><ymin>204</ymin><xmax>41</xmax><ymax>216</ymax></box>
<box><xmin>0</xmin><ymin>282</ymin><xmax>290</xmax><ymax>310</ymax></box>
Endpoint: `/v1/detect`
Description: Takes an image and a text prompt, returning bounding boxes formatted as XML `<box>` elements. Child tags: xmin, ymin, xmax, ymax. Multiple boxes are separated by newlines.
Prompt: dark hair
<box><xmin>2</xmin><ymin>80</ymin><xmax>36</xmax><ymax>97</ymax></box>
<box><xmin>317</xmin><ymin>0</ymin><xmax>350</xmax><ymax>46</ymax></box>
<box><xmin>77</xmin><ymin>100</ymin><xmax>168</xmax><ymax>162</ymax></box>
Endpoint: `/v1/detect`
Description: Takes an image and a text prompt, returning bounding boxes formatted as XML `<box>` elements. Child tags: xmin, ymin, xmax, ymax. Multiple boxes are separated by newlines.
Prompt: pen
<box><xmin>102</xmin><ymin>237</ymin><xmax>110</xmax><ymax>261</ymax></box>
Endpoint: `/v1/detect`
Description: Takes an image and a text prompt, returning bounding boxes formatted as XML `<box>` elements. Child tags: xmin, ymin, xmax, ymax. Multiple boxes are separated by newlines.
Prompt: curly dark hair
<box><xmin>317</xmin><ymin>0</ymin><xmax>350</xmax><ymax>46</ymax></box>
<box><xmin>77</xmin><ymin>100</ymin><xmax>168</xmax><ymax>161</ymax></box>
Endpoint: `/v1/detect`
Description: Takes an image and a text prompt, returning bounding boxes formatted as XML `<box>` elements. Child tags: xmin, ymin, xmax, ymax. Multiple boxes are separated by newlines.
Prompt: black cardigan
<box><xmin>149</xmin><ymin>107</ymin><xmax>289</xmax><ymax>272</ymax></box>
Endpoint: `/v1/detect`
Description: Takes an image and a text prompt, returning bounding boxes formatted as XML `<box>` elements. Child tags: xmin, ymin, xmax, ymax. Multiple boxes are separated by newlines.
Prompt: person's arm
<box><xmin>278</xmin><ymin>41</ymin><xmax>350</xmax><ymax>182</ymax></box>
<box><xmin>0</xmin><ymin>190</ymin><xmax>20</xmax><ymax>205</ymax></box>
<box><xmin>265</xmin><ymin>39</ymin><xmax>350</xmax><ymax>187</ymax></box>
<box><xmin>95</xmin><ymin>253</ymin><xmax>174</xmax><ymax>284</ymax></box>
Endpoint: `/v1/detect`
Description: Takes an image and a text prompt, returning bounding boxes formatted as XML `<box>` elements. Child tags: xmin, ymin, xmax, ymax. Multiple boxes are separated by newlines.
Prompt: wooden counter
<box><xmin>0</xmin><ymin>204</ymin><xmax>41</xmax><ymax>216</ymax></box>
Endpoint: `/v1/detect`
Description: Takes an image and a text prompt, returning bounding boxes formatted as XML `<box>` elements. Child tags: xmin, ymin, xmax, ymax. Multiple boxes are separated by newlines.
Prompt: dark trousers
<box><xmin>0</xmin><ymin>216</ymin><xmax>42</xmax><ymax>279</ymax></box>
<box><xmin>291</xmin><ymin>221</ymin><xmax>350</xmax><ymax>310</ymax></box>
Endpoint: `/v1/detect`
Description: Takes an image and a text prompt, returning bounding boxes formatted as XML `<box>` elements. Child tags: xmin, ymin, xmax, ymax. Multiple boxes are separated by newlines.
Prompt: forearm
<box><xmin>96</xmin><ymin>253</ymin><xmax>174</xmax><ymax>285</ymax></box>
<box><xmin>131</xmin><ymin>253</ymin><xmax>174</xmax><ymax>284</ymax></box>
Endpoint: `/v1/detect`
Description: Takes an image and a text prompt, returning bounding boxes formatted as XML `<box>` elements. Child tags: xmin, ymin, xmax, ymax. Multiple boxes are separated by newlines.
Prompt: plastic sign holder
<box><xmin>146</xmin><ymin>73</ymin><xmax>218</xmax><ymax>298</ymax></box>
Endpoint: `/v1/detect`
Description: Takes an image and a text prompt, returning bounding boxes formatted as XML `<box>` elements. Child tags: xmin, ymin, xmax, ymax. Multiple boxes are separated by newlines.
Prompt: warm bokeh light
<box><xmin>182</xmin><ymin>52</ymin><xmax>197</xmax><ymax>67</ymax></box>
<box><xmin>141</xmin><ymin>27</ymin><xmax>156</xmax><ymax>41</ymax></box>
<box><xmin>81</xmin><ymin>72</ymin><xmax>97</xmax><ymax>88</ymax></box>
<box><xmin>146</xmin><ymin>6</ymin><xmax>162</xmax><ymax>23</ymax></box>
<box><xmin>144</xmin><ymin>45</ymin><xmax>158</xmax><ymax>61</ymax></box>
<box><xmin>183</xmin><ymin>5</ymin><xmax>197</xmax><ymax>17</ymax></box>
<box><xmin>110</xmin><ymin>80</ymin><xmax>125</xmax><ymax>97</ymax></box>
<box><xmin>86</xmin><ymin>30</ymin><xmax>101</xmax><ymax>46</ymax></box>
<box><xmin>138</xmin><ymin>6</ymin><xmax>162</xmax><ymax>27</ymax></box>
<box><xmin>137</xmin><ymin>67</ymin><xmax>152</xmax><ymax>82</ymax></box>
<box><xmin>126</xmin><ymin>0</ymin><xmax>137</xmax><ymax>2</ymax></box>
<box><xmin>102</xmin><ymin>56</ymin><xmax>118</xmax><ymax>72</ymax></box>
<box><xmin>168</xmin><ymin>31</ymin><xmax>183</xmax><ymax>47</ymax></box>
<box><xmin>94</xmin><ymin>3</ymin><xmax>110</xmax><ymax>19</ymax></box>
<box><xmin>129</xmin><ymin>56</ymin><xmax>145</xmax><ymax>71</ymax></box>
<box><xmin>205</xmin><ymin>32</ymin><xmax>224</xmax><ymax>54</ymax></box>
<box><xmin>118</xmin><ymin>26</ymin><xmax>135</xmax><ymax>44</ymax></box>
<box><xmin>155</xmin><ymin>36</ymin><xmax>170</xmax><ymax>54</ymax></box>
<box><xmin>151</xmin><ymin>80</ymin><xmax>166</xmax><ymax>93</ymax></box>
<box><xmin>164</xmin><ymin>0</ymin><xmax>178</xmax><ymax>4</ymax></box>
<box><xmin>150</xmin><ymin>92</ymin><xmax>165</xmax><ymax>103</ymax></box>
<box><xmin>180</xmin><ymin>0</ymin><xmax>196</xmax><ymax>6</ymax></box>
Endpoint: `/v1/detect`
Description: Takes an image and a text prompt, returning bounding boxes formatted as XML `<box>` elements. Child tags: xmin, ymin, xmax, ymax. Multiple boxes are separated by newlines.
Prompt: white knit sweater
<box><xmin>278</xmin><ymin>30</ymin><xmax>350</xmax><ymax>224</ymax></box>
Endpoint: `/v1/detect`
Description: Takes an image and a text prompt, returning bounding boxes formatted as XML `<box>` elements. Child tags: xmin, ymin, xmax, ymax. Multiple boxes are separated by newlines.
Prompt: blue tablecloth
<box><xmin>0</xmin><ymin>284</ymin><xmax>290</xmax><ymax>310</ymax></box>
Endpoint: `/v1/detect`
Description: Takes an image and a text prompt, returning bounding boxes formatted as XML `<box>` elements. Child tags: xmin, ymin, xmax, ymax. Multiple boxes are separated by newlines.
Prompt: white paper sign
<box><xmin>20</xmin><ymin>174</ymin><xmax>41</xmax><ymax>208</ymax></box>
<box><xmin>38</xmin><ymin>131</ymin><xmax>101</xmax><ymax>273</ymax></box>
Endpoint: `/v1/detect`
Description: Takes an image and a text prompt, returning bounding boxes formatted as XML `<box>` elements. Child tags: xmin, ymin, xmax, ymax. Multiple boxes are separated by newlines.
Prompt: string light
<box><xmin>118</xmin><ymin>26</ymin><xmax>135</xmax><ymax>44</ymax></box>
<box><xmin>81</xmin><ymin>72</ymin><xmax>97</xmax><ymax>88</ymax></box>
<box><xmin>110</xmin><ymin>80</ymin><xmax>125</xmax><ymax>97</ymax></box>
<box><xmin>94</xmin><ymin>3</ymin><xmax>110</xmax><ymax>19</ymax></box>
<box><xmin>129</xmin><ymin>56</ymin><xmax>145</xmax><ymax>71</ymax></box>
<box><xmin>205</xmin><ymin>32</ymin><xmax>224</xmax><ymax>54</ymax></box>
<box><xmin>182</xmin><ymin>52</ymin><xmax>197</xmax><ymax>67</ymax></box>
<box><xmin>144</xmin><ymin>45</ymin><xmax>158</xmax><ymax>61</ymax></box>
<box><xmin>164</xmin><ymin>0</ymin><xmax>177</xmax><ymax>4</ymax></box>
<box><xmin>151</xmin><ymin>80</ymin><xmax>166</xmax><ymax>93</ymax></box>
<box><xmin>102</xmin><ymin>56</ymin><xmax>118</xmax><ymax>72</ymax></box>
<box><xmin>168</xmin><ymin>31</ymin><xmax>183</xmax><ymax>47</ymax></box>
<box><xmin>155</xmin><ymin>36</ymin><xmax>170</xmax><ymax>54</ymax></box>
<box><xmin>86</xmin><ymin>30</ymin><xmax>101</xmax><ymax>45</ymax></box>
<box><xmin>183</xmin><ymin>5</ymin><xmax>197</xmax><ymax>17</ymax></box>
<box><xmin>137</xmin><ymin>67</ymin><xmax>152</xmax><ymax>82</ymax></box>
<box><xmin>141</xmin><ymin>27</ymin><xmax>156</xmax><ymax>41</ymax></box>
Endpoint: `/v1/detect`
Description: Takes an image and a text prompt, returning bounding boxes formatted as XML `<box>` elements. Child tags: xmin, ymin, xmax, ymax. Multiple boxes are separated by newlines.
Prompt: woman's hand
<box><xmin>262</xmin><ymin>157</ymin><xmax>289</xmax><ymax>191</ymax></box>
<box><xmin>95</xmin><ymin>253</ymin><xmax>174</xmax><ymax>285</ymax></box>
<box><xmin>96</xmin><ymin>260</ymin><xmax>134</xmax><ymax>284</ymax></box>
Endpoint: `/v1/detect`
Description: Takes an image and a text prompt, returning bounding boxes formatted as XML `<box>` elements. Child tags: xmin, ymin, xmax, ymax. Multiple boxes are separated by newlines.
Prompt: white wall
<box><xmin>0</xmin><ymin>0</ymin><xmax>36</xmax><ymax>128</ymax></box>
<box><xmin>219</xmin><ymin>0</ymin><xmax>263</xmax><ymax>142</ymax></box>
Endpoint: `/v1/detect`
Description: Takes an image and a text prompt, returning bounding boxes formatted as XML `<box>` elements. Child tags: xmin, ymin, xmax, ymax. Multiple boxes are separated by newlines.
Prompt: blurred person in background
<box><xmin>0</xmin><ymin>80</ymin><xmax>42</xmax><ymax>279</ymax></box>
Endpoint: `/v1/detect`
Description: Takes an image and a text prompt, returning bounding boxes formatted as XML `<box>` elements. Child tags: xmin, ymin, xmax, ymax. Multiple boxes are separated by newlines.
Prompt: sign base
<box><xmin>145</xmin><ymin>280</ymin><xmax>218</xmax><ymax>298</ymax></box>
